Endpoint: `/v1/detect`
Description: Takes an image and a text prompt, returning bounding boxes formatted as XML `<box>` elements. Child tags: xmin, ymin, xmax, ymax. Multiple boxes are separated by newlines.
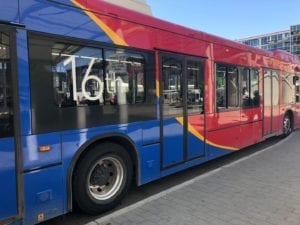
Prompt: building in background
<box><xmin>237</xmin><ymin>24</ymin><xmax>300</xmax><ymax>58</ymax></box>
<box><xmin>102</xmin><ymin>0</ymin><xmax>152</xmax><ymax>15</ymax></box>
<box><xmin>291</xmin><ymin>24</ymin><xmax>300</xmax><ymax>57</ymax></box>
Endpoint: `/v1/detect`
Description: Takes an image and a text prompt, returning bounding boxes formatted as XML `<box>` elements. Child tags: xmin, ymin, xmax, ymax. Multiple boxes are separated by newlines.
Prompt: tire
<box><xmin>282</xmin><ymin>114</ymin><xmax>293</xmax><ymax>137</ymax></box>
<box><xmin>73</xmin><ymin>142</ymin><xmax>133</xmax><ymax>215</ymax></box>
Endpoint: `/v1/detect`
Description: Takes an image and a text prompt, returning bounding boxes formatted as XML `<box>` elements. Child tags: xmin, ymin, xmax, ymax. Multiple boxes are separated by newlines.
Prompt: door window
<box><xmin>187</xmin><ymin>60</ymin><xmax>204</xmax><ymax>114</ymax></box>
<box><xmin>162</xmin><ymin>56</ymin><xmax>183</xmax><ymax>117</ymax></box>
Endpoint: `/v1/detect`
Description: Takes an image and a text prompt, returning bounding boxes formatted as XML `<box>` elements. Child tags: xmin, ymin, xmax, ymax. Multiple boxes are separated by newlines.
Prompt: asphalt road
<box><xmin>41</xmin><ymin>133</ymin><xmax>286</xmax><ymax>225</ymax></box>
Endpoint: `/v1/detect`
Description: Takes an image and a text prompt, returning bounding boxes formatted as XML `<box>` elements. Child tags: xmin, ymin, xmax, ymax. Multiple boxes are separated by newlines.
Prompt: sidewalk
<box><xmin>89</xmin><ymin>131</ymin><xmax>300</xmax><ymax>225</ymax></box>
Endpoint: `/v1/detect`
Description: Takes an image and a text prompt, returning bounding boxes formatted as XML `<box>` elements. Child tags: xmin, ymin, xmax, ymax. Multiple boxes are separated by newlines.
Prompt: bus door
<box><xmin>0</xmin><ymin>27</ymin><xmax>19</xmax><ymax>222</ymax></box>
<box><xmin>263</xmin><ymin>69</ymin><xmax>280</xmax><ymax>136</ymax></box>
<box><xmin>160</xmin><ymin>53</ymin><xmax>205</xmax><ymax>168</ymax></box>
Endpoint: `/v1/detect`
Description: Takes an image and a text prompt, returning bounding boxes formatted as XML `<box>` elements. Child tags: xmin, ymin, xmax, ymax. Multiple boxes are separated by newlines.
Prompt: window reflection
<box><xmin>250</xmin><ymin>69</ymin><xmax>259</xmax><ymax>107</ymax></box>
<box><xmin>283</xmin><ymin>72</ymin><xmax>294</xmax><ymax>104</ymax></box>
<box><xmin>162</xmin><ymin>57</ymin><xmax>183</xmax><ymax>117</ymax></box>
<box><xmin>187</xmin><ymin>60</ymin><xmax>204</xmax><ymax>114</ymax></box>
<box><xmin>272</xmin><ymin>71</ymin><xmax>279</xmax><ymax>106</ymax></box>
<box><xmin>0</xmin><ymin>31</ymin><xmax>13</xmax><ymax>138</ymax></box>
<box><xmin>241</xmin><ymin>68</ymin><xmax>259</xmax><ymax>108</ymax></box>
<box><xmin>51</xmin><ymin>44</ymin><xmax>146</xmax><ymax>107</ymax></box>
<box><xmin>105</xmin><ymin>50</ymin><xmax>145</xmax><ymax>105</ymax></box>
<box><xmin>264</xmin><ymin>70</ymin><xmax>272</xmax><ymax>107</ymax></box>
<box><xmin>162</xmin><ymin>56</ymin><xmax>204</xmax><ymax>117</ymax></box>
<box><xmin>216</xmin><ymin>63</ymin><xmax>259</xmax><ymax>111</ymax></box>
<box><xmin>216</xmin><ymin>64</ymin><xmax>226</xmax><ymax>108</ymax></box>
<box><xmin>216</xmin><ymin>64</ymin><xmax>238</xmax><ymax>110</ymax></box>
<box><xmin>295</xmin><ymin>77</ymin><xmax>300</xmax><ymax>103</ymax></box>
<box><xmin>52</xmin><ymin>45</ymin><xmax>103</xmax><ymax>107</ymax></box>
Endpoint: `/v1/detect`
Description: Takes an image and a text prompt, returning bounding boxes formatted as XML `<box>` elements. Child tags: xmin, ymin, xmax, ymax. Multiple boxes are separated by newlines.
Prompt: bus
<box><xmin>1</xmin><ymin>0</ymin><xmax>300</xmax><ymax>224</ymax></box>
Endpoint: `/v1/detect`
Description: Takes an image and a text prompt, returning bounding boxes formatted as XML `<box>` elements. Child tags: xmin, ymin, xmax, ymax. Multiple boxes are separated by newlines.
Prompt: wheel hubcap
<box><xmin>88</xmin><ymin>156</ymin><xmax>124</xmax><ymax>201</ymax></box>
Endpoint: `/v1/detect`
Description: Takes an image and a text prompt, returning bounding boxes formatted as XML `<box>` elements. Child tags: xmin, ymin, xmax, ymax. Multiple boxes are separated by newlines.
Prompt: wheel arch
<box><xmin>66</xmin><ymin>132</ymin><xmax>140</xmax><ymax>211</ymax></box>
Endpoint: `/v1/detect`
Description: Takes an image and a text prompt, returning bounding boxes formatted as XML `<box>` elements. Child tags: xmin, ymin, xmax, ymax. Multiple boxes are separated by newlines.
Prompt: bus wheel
<box><xmin>282</xmin><ymin>114</ymin><xmax>292</xmax><ymax>137</ymax></box>
<box><xmin>73</xmin><ymin>142</ymin><xmax>132</xmax><ymax>215</ymax></box>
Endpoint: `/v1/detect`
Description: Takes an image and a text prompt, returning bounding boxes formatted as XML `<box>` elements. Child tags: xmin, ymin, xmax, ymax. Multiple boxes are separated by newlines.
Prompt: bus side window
<box><xmin>241</xmin><ymin>68</ymin><xmax>259</xmax><ymax>108</ymax></box>
<box><xmin>227</xmin><ymin>66</ymin><xmax>238</xmax><ymax>108</ymax></box>
<box><xmin>215</xmin><ymin>64</ymin><xmax>238</xmax><ymax>111</ymax></box>
<box><xmin>52</xmin><ymin>45</ymin><xmax>104</xmax><ymax>107</ymax></box>
<box><xmin>0</xmin><ymin>31</ymin><xmax>13</xmax><ymax>138</ymax></box>
<box><xmin>105</xmin><ymin>50</ymin><xmax>146</xmax><ymax>105</ymax></box>
<box><xmin>216</xmin><ymin>64</ymin><xmax>226</xmax><ymax>109</ymax></box>
<box><xmin>250</xmin><ymin>69</ymin><xmax>259</xmax><ymax>107</ymax></box>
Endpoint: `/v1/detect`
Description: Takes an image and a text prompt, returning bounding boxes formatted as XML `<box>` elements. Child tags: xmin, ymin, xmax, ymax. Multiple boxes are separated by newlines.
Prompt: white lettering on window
<box><xmin>63</xmin><ymin>56</ymin><xmax>104</xmax><ymax>102</ymax></box>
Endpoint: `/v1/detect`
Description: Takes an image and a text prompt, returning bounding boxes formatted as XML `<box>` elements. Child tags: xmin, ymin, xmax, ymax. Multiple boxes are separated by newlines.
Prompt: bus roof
<box><xmin>86</xmin><ymin>0</ymin><xmax>299</xmax><ymax>64</ymax></box>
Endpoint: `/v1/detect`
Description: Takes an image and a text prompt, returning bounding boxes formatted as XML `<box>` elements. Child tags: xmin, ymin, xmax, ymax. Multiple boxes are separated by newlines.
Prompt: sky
<box><xmin>146</xmin><ymin>0</ymin><xmax>300</xmax><ymax>40</ymax></box>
